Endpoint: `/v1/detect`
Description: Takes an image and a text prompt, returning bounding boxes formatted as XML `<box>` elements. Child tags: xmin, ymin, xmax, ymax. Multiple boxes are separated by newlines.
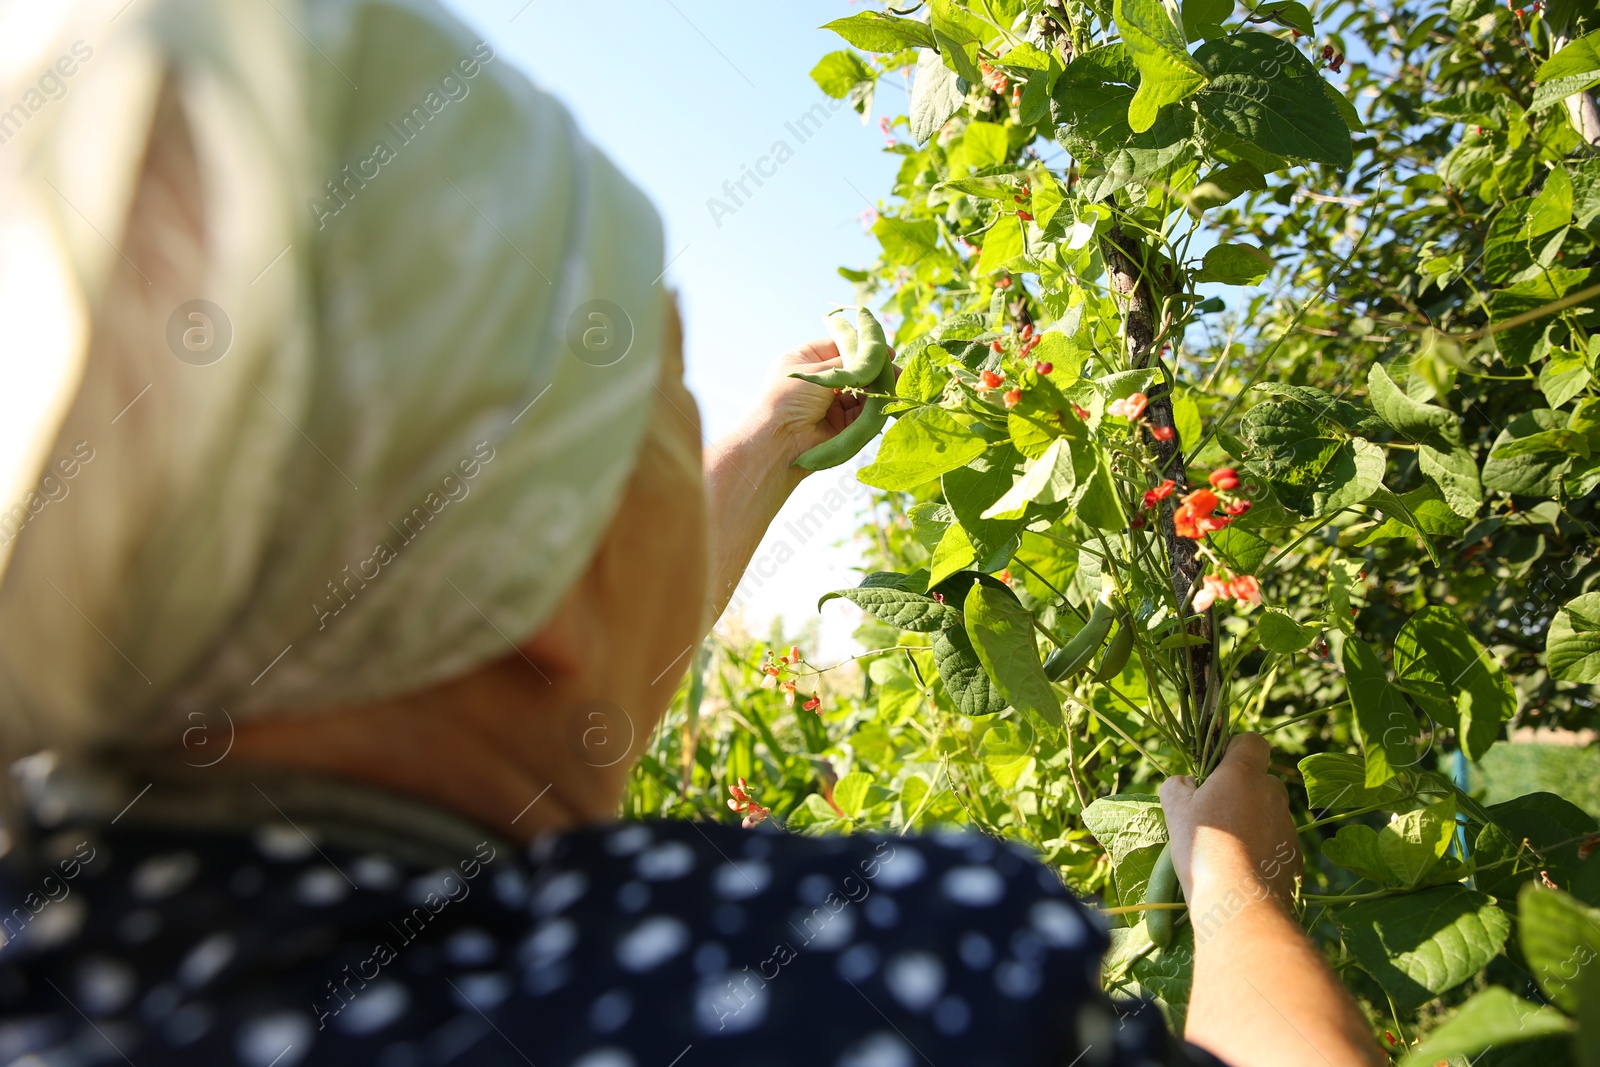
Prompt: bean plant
<box><xmin>627</xmin><ymin>0</ymin><xmax>1600</xmax><ymax>1060</ymax></box>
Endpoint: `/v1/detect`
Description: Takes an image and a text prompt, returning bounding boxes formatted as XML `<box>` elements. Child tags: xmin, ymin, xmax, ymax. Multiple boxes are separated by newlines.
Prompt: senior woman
<box><xmin>0</xmin><ymin>1</ymin><xmax>1383</xmax><ymax>1065</ymax></box>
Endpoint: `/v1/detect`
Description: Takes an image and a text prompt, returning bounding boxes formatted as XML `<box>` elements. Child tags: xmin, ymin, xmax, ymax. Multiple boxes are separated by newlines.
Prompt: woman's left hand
<box><xmin>759</xmin><ymin>339</ymin><xmax>886</xmax><ymax>463</ymax></box>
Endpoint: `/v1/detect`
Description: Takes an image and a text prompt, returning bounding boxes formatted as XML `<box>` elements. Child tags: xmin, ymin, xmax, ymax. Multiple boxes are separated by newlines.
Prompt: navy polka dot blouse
<box><xmin>0</xmin><ymin>762</ymin><xmax>1224</xmax><ymax>1067</ymax></box>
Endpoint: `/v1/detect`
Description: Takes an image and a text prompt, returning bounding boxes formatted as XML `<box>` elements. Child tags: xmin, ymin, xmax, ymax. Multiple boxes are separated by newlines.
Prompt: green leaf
<box><xmin>908</xmin><ymin>502</ymin><xmax>954</xmax><ymax>550</ymax></box>
<box><xmin>983</xmin><ymin>437</ymin><xmax>1079</xmax><ymax>519</ymax></box>
<box><xmin>1321</xmin><ymin>825</ymin><xmax>1392</xmax><ymax>884</ymax></box>
<box><xmin>1398</xmin><ymin>987</ymin><xmax>1573</xmax><ymax>1067</ymax></box>
<box><xmin>931</xmin><ymin>0</ymin><xmax>988</xmax><ymax>83</ymax></box>
<box><xmin>1299</xmin><ymin>751</ymin><xmax>1415</xmax><ymax>811</ymax></box>
<box><xmin>1376</xmin><ymin>798</ymin><xmax>1458</xmax><ymax>889</ymax></box>
<box><xmin>944</xmin><ymin>447</ymin><xmax>1028</xmax><ymax>560</ymax></box>
<box><xmin>1334</xmin><ymin>886</ymin><xmax>1511</xmax><ymax>1013</ymax></box>
<box><xmin>1186</xmin><ymin>161</ymin><xmax>1267</xmax><ymax>211</ymax></box>
<box><xmin>1192</xmin><ymin>32</ymin><xmax>1352</xmax><ymax>167</ymax></box>
<box><xmin>1257</xmin><ymin>609</ymin><xmax>1317</xmax><ymax>653</ymax></box>
<box><xmin>1181</xmin><ymin>0</ymin><xmax>1234</xmax><ymax>36</ymax></box>
<box><xmin>910</xmin><ymin>48</ymin><xmax>966</xmax><ymax>145</ymax></box>
<box><xmin>1344</xmin><ymin>638</ymin><xmax>1422</xmax><ymax>788</ymax></box>
<box><xmin>1209</xmin><ymin>525</ymin><xmax>1271</xmax><ymax>574</ymax></box>
<box><xmin>817</xmin><ymin>585</ymin><xmax>964</xmax><ymax>632</ymax></box>
<box><xmin>860</xmin><ymin>408</ymin><xmax>989</xmax><ymax>490</ymax></box>
<box><xmin>950</xmin><ymin>121</ymin><xmax>1010</xmax><ymax>172</ymax></box>
<box><xmin>832</xmin><ymin>771</ymin><xmax>874</xmax><ymax>817</ymax></box>
<box><xmin>1519</xmin><ymin>883</ymin><xmax>1600</xmax><ymax>1013</ymax></box>
<box><xmin>1528</xmin><ymin>165</ymin><xmax>1576</xmax><ymax>237</ymax></box>
<box><xmin>932</xmin><ymin>622</ymin><xmax>1009</xmax><ymax>716</ymax></box>
<box><xmin>1549</xmin><ymin>591</ymin><xmax>1600</xmax><ymax>683</ymax></box>
<box><xmin>1368</xmin><ymin>364</ymin><xmax>1463</xmax><ymax>451</ymax></box>
<box><xmin>811</xmin><ymin>51</ymin><xmax>876</xmax><ymax>99</ymax></box>
<box><xmin>981</xmin><ymin>721</ymin><xmax>1037</xmax><ymax>789</ymax></box>
<box><xmin>1240</xmin><ymin>394</ymin><xmax>1383</xmax><ymax>516</ymax></box>
<box><xmin>964</xmin><ymin>583</ymin><xmax>1062</xmax><ymax>729</ymax></box>
<box><xmin>873</xmin><ymin>215</ymin><xmax>941</xmax><ymax>266</ymax></box>
<box><xmin>1114</xmin><ymin>0</ymin><xmax>1209</xmax><ymax>133</ymax></box>
<box><xmin>822</xmin><ymin>12</ymin><xmax>937</xmax><ymax>53</ymax></box>
<box><xmin>1075</xmin><ymin>449</ymin><xmax>1129</xmax><ymax>530</ymax></box>
<box><xmin>1252</xmin><ymin>383</ymin><xmax>1386</xmax><ymax>436</ymax></box>
<box><xmin>1541</xmin><ymin>348</ymin><xmax>1592</xmax><ymax>409</ymax></box>
<box><xmin>1417</xmin><ymin>444</ymin><xmax>1482</xmax><ymax>519</ymax></box>
<box><xmin>976</xmin><ymin>215</ymin><xmax>1028</xmax><ymax>274</ymax></box>
<box><xmin>1322</xmin><ymin>78</ymin><xmax>1366</xmax><ymax>132</ymax></box>
<box><xmin>1358</xmin><ymin>486</ymin><xmax>1472</xmax><ymax>551</ymax></box>
<box><xmin>1483</xmin><ymin>409</ymin><xmax>1575</xmax><ymax>496</ymax></box>
<box><xmin>1393</xmin><ymin>606</ymin><xmax>1516</xmax><ymax>760</ymax></box>
<box><xmin>1193</xmin><ymin>242</ymin><xmax>1273</xmax><ymax>284</ymax></box>
<box><xmin>929</xmin><ymin>522</ymin><xmax>980</xmax><ymax>587</ymax></box>
<box><xmin>897</xmin><ymin>348</ymin><xmax>947</xmax><ymax>403</ymax></box>
<box><xmin>1081</xmin><ymin>793</ymin><xmax>1169</xmax><ymax>866</ymax></box>
<box><xmin>1489</xmin><ymin>268</ymin><xmax>1595</xmax><ymax>367</ymax></box>
<box><xmin>1257</xmin><ymin>0</ymin><xmax>1315</xmax><ymax>34</ymax></box>
<box><xmin>1532</xmin><ymin>30</ymin><xmax>1600</xmax><ymax>112</ymax></box>
<box><xmin>1475</xmin><ymin>792</ymin><xmax>1600</xmax><ymax>908</ymax></box>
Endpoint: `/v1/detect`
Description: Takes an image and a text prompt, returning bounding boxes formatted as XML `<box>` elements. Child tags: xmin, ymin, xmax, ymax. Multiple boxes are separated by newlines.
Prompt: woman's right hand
<box><xmin>1158</xmin><ymin>732</ymin><xmax>1302</xmax><ymax>908</ymax></box>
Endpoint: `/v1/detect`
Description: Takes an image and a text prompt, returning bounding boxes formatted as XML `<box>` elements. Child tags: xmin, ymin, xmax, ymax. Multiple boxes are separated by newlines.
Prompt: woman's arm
<box><xmin>703</xmin><ymin>339</ymin><xmax>867</xmax><ymax>621</ymax></box>
<box><xmin>1160</xmin><ymin>733</ymin><xmax>1385</xmax><ymax>1067</ymax></box>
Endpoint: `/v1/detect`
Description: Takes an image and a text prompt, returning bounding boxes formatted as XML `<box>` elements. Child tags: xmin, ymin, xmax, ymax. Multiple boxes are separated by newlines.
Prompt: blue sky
<box><xmin>438</xmin><ymin>0</ymin><xmax>903</xmax><ymax>647</ymax></box>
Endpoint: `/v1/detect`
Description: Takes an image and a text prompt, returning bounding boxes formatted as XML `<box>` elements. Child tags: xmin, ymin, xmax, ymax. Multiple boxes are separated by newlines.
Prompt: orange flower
<box><xmin>1209</xmin><ymin>468</ymin><xmax>1240</xmax><ymax>490</ymax></box>
<box><xmin>1151</xmin><ymin>425</ymin><xmax>1175</xmax><ymax>442</ymax></box>
<box><xmin>788</xmin><ymin>645</ymin><xmax>801</xmax><ymax>663</ymax></box>
<box><xmin>1182</xmin><ymin>487</ymin><xmax>1219</xmax><ymax>514</ymax></box>
<box><xmin>1196</xmin><ymin>512</ymin><xmax>1232</xmax><ymax>535</ymax></box>
<box><xmin>802</xmin><ymin>695</ymin><xmax>821</xmax><ymax>713</ymax></box>
<box><xmin>1108</xmin><ymin>393</ymin><xmax>1149</xmax><ymax>419</ymax></box>
<box><xmin>979</xmin><ymin>370</ymin><xmax>1005</xmax><ymax>390</ymax></box>
<box><xmin>1003</xmin><ymin>387</ymin><xmax>1023</xmax><ymax>409</ymax></box>
<box><xmin>1193</xmin><ymin>574</ymin><xmax>1232</xmax><ymax>612</ymax></box>
<box><xmin>1174</xmin><ymin>504</ymin><xmax>1201</xmax><ymax>539</ymax></box>
<box><xmin>1143</xmin><ymin>480</ymin><xmax>1176</xmax><ymax>508</ymax></box>
<box><xmin>1230</xmin><ymin>575</ymin><xmax>1261</xmax><ymax>606</ymax></box>
<box><xmin>780</xmin><ymin>679</ymin><xmax>797</xmax><ymax>705</ymax></box>
<box><xmin>1225</xmin><ymin>500</ymin><xmax>1252</xmax><ymax>516</ymax></box>
<box><xmin>1071</xmin><ymin>404</ymin><xmax>1091</xmax><ymax>420</ymax></box>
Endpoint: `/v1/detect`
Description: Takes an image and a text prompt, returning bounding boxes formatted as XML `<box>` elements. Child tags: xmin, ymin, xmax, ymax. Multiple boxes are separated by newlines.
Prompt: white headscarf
<box><xmin>0</xmin><ymin>0</ymin><xmax>668</xmax><ymax>757</ymax></box>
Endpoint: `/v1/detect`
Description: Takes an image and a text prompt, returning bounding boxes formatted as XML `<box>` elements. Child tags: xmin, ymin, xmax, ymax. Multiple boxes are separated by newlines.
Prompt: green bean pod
<box><xmin>1091</xmin><ymin>611</ymin><xmax>1135</xmax><ymax>684</ymax></box>
<box><xmin>1146</xmin><ymin>842</ymin><xmax>1183</xmax><ymax>949</ymax></box>
<box><xmin>791</xmin><ymin>308</ymin><xmax>889</xmax><ymax>389</ymax></box>
<box><xmin>1044</xmin><ymin>595</ymin><xmax>1116</xmax><ymax>681</ymax></box>
<box><xmin>792</xmin><ymin>359</ymin><xmax>896</xmax><ymax>471</ymax></box>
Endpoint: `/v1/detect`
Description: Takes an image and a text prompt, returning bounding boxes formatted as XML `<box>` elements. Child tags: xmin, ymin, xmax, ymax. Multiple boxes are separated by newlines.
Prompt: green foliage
<box><xmin>628</xmin><ymin>0</ymin><xmax>1600</xmax><ymax>1057</ymax></box>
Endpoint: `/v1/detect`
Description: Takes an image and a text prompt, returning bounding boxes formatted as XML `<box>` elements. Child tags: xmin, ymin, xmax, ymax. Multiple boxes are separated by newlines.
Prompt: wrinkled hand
<box><xmin>759</xmin><ymin>339</ymin><xmax>889</xmax><ymax>463</ymax></box>
<box><xmin>1159</xmin><ymin>733</ymin><xmax>1302</xmax><ymax>907</ymax></box>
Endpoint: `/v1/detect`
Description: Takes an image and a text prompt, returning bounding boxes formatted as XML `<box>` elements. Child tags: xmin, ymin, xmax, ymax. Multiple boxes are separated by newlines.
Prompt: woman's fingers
<box><xmin>1218</xmin><ymin>731</ymin><xmax>1271</xmax><ymax>774</ymax></box>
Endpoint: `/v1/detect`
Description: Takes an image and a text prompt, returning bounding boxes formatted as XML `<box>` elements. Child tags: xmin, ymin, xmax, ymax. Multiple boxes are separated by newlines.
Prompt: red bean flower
<box><xmin>1107</xmin><ymin>392</ymin><xmax>1149</xmax><ymax>419</ymax></box>
<box><xmin>979</xmin><ymin>369</ymin><xmax>1005</xmax><ymax>390</ymax></box>
<box><xmin>1151</xmin><ymin>425</ymin><xmax>1175</xmax><ymax>442</ymax></box>
<box><xmin>1192</xmin><ymin>573</ymin><xmax>1232</xmax><ymax>612</ymax></box>
<box><xmin>1003</xmin><ymin>387</ymin><xmax>1023</xmax><ymax>409</ymax></box>
<box><xmin>1143</xmin><ymin>480</ymin><xmax>1176</xmax><ymax>508</ymax></box>
<box><xmin>1209</xmin><ymin>468</ymin><xmax>1240</xmax><ymax>491</ymax></box>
